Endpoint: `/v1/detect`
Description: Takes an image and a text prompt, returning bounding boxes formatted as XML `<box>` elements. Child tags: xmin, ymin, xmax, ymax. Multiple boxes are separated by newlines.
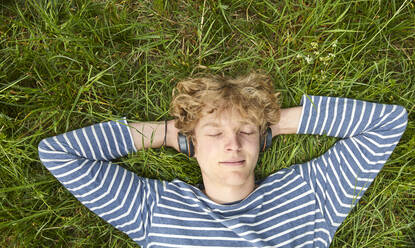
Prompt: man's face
<box><xmin>193</xmin><ymin>107</ymin><xmax>260</xmax><ymax>188</ymax></box>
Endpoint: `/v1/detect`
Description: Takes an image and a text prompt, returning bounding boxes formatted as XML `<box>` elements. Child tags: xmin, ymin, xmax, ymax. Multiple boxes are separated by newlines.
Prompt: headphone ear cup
<box><xmin>260</xmin><ymin>134</ymin><xmax>265</xmax><ymax>152</ymax></box>
<box><xmin>177</xmin><ymin>132</ymin><xmax>194</xmax><ymax>157</ymax></box>
<box><xmin>188</xmin><ymin>138</ymin><xmax>195</xmax><ymax>157</ymax></box>
<box><xmin>260</xmin><ymin>127</ymin><xmax>273</xmax><ymax>152</ymax></box>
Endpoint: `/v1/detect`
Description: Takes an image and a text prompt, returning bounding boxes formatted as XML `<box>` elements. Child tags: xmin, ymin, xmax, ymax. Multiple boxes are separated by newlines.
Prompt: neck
<box><xmin>202</xmin><ymin>179</ymin><xmax>257</xmax><ymax>204</ymax></box>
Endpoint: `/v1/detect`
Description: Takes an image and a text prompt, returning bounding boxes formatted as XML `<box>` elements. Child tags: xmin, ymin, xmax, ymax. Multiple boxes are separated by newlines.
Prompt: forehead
<box><xmin>198</xmin><ymin>108</ymin><xmax>256</xmax><ymax>129</ymax></box>
<box><xmin>200</xmin><ymin>120</ymin><xmax>255</xmax><ymax>129</ymax></box>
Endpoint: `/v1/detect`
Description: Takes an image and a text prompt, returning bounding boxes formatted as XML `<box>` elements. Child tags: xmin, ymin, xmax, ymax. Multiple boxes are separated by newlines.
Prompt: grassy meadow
<box><xmin>1</xmin><ymin>0</ymin><xmax>414</xmax><ymax>247</ymax></box>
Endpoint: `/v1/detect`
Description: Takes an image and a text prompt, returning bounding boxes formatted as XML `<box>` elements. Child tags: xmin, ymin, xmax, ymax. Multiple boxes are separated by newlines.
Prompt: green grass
<box><xmin>1</xmin><ymin>0</ymin><xmax>414</xmax><ymax>247</ymax></box>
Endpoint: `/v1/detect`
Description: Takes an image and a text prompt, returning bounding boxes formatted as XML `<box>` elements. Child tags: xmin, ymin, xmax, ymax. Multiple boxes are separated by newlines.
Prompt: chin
<box><xmin>223</xmin><ymin>173</ymin><xmax>254</xmax><ymax>186</ymax></box>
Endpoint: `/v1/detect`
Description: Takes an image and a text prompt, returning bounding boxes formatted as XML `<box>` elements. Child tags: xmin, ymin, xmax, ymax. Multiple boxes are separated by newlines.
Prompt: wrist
<box><xmin>270</xmin><ymin>122</ymin><xmax>281</xmax><ymax>137</ymax></box>
<box><xmin>271</xmin><ymin>106</ymin><xmax>303</xmax><ymax>136</ymax></box>
<box><xmin>129</xmin><ymin>121</ymin><xmax>165</xmax><ymax>150</ymax></box>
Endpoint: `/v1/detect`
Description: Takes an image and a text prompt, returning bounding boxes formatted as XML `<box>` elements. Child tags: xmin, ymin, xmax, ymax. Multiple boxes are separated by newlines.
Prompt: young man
<box><xmin>38</xmin><ymin>72</ymin><xmax>408</xmax><ymax>247</ymax></box>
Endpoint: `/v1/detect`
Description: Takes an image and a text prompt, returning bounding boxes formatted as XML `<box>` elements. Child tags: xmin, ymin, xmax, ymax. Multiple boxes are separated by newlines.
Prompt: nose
<box><xmin>224</xmin><ymin>132</ymin><xmax>242</xmax><ymax>151</ymax></box>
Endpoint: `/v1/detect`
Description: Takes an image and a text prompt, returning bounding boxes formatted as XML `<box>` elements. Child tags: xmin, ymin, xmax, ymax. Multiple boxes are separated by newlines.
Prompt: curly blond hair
<box><xmin>169</xmin><ymin>70</ymin><xmax>281</xmax><ymax>142</ymax></box>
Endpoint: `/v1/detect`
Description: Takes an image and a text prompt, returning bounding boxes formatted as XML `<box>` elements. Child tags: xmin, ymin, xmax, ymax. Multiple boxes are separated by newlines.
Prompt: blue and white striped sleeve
<box><xmin>293</xmin><ymin>95</ymin><xmax>408</xmax><ymax>235</ymax></box>
<box><xmin>37</xmin><ymin>117</ymin><xmax>163</xmax><ymax>244</ymax></box>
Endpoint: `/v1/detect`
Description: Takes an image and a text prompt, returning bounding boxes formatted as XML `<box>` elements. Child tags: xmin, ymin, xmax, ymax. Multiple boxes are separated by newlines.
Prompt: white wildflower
<box><xmin>321</xmin><ymin>71</ymin><xmax>327</xmax><ymax>79</ymax></box>
<box><xmin>305</xmin><ymin>55</ymin><xmax>314</xmax><ymax>64</ymax></box>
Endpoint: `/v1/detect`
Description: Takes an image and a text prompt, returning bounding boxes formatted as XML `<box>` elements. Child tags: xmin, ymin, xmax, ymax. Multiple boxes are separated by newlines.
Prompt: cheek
<box><xmin>243</xmin><ymin>135</ymin><xmax>260</xmax><ymax>148</ymax></box>
<box><xmin>195</xmin><ymin>139</ymin><xmax>217</xmax><ymax>156</ymax></box>
<box><xmin>194</xmin><ymin>140</ymin><xmax>217</xmax><ymax>171</ymax></box>
<box><xmin>249</xmin><ymin>142</ymin><xmax>261</xmax><ymax>155</ymax></box>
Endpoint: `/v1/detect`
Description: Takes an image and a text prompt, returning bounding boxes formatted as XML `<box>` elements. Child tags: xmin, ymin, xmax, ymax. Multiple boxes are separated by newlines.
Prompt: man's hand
<box><xmin>166</xmin><ymin>119</ymin><xmax>180</xmax><ymax>152</ymax></box>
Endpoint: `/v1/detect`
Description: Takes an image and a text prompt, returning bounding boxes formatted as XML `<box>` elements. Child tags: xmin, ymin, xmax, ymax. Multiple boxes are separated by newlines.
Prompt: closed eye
<box><xmin>208</xmin><ymin>132</ymin><xmax>252</xmax><ymax>137</ymax></box>
<box><xmin>208</xmin><ymin>133</ymin><xmax>221</xmax><ymax>137</ymax></box>
<box><xmin>242</xmin><ymin>132</ymin><xmax>253</xmax><ymax>135</ymax></box>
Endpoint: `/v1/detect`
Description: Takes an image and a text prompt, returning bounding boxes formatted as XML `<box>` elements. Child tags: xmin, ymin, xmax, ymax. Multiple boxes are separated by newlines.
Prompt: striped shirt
<box><xmin>38</xmin><ymin>95</ymin><xmax>408</xmax><ymax>247</ymax></box>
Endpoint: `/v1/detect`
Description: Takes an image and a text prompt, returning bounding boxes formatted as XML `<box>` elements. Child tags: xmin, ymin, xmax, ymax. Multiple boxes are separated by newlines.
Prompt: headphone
<box><xmin>177</xmin><ymin>127</ymin><xmax>273</xmax><ymax>157</ymax></box>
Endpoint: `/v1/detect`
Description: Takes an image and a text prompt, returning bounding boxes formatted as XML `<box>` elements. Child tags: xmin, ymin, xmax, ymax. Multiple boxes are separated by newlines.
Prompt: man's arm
<box><xmin>287</xmin><ymin>95</ymin><xmax>408</xmax><ymax>237</ymax></box>
<box><xmin>38</xmin><ymin>117</ymin><xmax>164</xmax><ymax>245</ymax></box>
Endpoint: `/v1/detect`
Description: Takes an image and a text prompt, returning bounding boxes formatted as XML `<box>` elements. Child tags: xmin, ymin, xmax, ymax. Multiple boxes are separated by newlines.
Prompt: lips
<box><xmin>219</xmin><ymin>160</ymin><xmax>245</xmax><ymax>165</ymax></box>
